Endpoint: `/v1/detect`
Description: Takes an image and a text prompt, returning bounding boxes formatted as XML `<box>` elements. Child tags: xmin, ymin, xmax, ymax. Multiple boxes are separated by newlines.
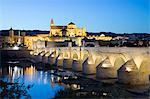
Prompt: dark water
<box><xmin>0</xmin><ymin>65</ymin><xmax>64</xmax><ymax>99</ymax></box>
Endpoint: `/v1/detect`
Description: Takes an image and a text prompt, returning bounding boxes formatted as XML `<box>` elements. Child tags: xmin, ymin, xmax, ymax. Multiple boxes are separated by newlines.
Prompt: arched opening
<box><xmin>82</xmin><ymin>53</ymin><xmax>89</xmax><ymax>61</ymax></box>
<box><xmin>50</xmin><ymin>51</ymin><xmax>56</xmax><ymax>57</ymax></box>
<box><xmin>139</xmin><ymin>59</ymin><xmax>150</xmax><ymax>74</ymax></box>
<box><xmin>114</xmin><ymin>57</ymin><xmax>126</xmax><ymax>69</ymax></box>
<box><xmin>87</xmin><ymin>56</ymin><xmax>94</xmax><ymax>64</ymax></box>
<box><xmin>119</xmin><ymin>53</ymin><xmax>132</xmax><ymax>62</ymax></box>
<box><xmin>64</xmin><ymin>52</ymin><xmax>69</xmax><ymax>58</ymax></box>
<box><xmin>95</xmin><ymin>56</ymin><xmax>103</xmax><ymax>66</ymax></box>
<box><xmin>73</xmin><ymin>53</ymin><xmax>78</xmax><ymax>60</ymax></box>
<box><xmin>57</xmin><ymin>53</ymin><xmax>63</xmax><ymax>59</ymax></box>
<box><xmin>40</xmin><ymin>51</ymin><xmax>45</xmax><ymax>56</ymax></box>
<box><xmin>132</xmin><ymin>55</ymin><xmax>143</xmax><ymax>69</ymax></box>
<box><xmin>30</xmin><ymin>51</ymin><xmax>34</xmax><ymax>55</ymax></box>
<box><xmin>45</xmin><ymin>52</ymin><xmax>51</xmax><ymax>57</ymax></box>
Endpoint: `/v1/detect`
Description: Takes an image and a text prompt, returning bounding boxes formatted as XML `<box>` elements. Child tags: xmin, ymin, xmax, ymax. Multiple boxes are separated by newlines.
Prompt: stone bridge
<box><xmin>30</xmin><ymin>47</ymin><xmax>150</xmax><ymax>85</ymax></box>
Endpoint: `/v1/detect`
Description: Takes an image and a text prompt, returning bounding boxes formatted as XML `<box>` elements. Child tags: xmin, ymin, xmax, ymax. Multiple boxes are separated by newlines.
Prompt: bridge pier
<box><xmin>96</xmin><ymin>58</ymin><xmax>117</xmax><ymax>79</ymax></box>
<box><xmin>34</xmin><ymin>51</ymin><xmax>45</xmax><ymax>63</ymax></box>
<box><xmin>72</xmin><ymin>60</ymin><xmax>83</xmax><ymax>71</ymax></box>
<box><xmin>118</xmin><ymin>70</ymin><xmax>149</xmax><ymax>85</ymax></box>
<box><xmin>32</xmin><ymin>54</ymin><xmax>37</xmax><ymax>60</ymax></box>
<box><xmin>35</xmin><ymin>54</ymin><xmax>42</xmax><ymax>63</ymax></box>
<box><xmin>42</xmin><ymin>53</ymin><xmax>50</xmax><ymax>64</ymax></box>
<box><xmin>56</xmin><ymin>57</ymin><xmax>63</xmax><ymax>67</ymax></box>
<box><xmin>29</xmin><ymin>51</ymin><xmax>34</xmax><ymax>59</ymax></box>
<box><xmin>63</xmin><ymin>59</ymin><xmax>73</xmax><ymax>69</ymax></box>
<box><xmin>48</xmin><ymin>57</ymin><xmax>56</xmax><ymax>65</ymax></box>
<box><xmin>42</xmin><ymin>55</ymin><xmax>47</xmax><ymax>63</ymax></box>
<box><xmin>46</xmin><ymin>51</ymin><xmax>57</xmax><ymax>65</ymax></box>
<box><xmin>82</xmin><ymin>58</ymin><xmax>96</xmax><ymax>75</ymax></box>
<box><xmin>48</xmin><ymin>56</ymin><xmax>56</xmax><ymax>66</ymax></box>
<box><xmin>118</xmin><ymin>59</ymin><xmax>149</xmax><ymax>85</ymax></box>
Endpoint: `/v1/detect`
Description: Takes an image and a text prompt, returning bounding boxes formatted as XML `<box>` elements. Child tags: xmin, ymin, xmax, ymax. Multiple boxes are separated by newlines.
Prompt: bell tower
<box><xmin>9</xmin><ymin>28</ymin><xmax>14</xmax><ymax>44</ymax></box>
<box><xmin>50</xmin><ymin>18</ymin><xmax>54</xmax><ymax>37</ymax></box>
<box><xmin>50</xmin><ymin>18</ymin><xmax>54</xmax><ymax>26</ymax></box>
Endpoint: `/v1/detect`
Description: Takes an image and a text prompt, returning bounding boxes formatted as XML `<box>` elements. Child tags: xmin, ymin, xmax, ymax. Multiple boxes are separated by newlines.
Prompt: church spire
<box><xmin>50</xmin><ymin>18</ymin><xmax>54</xmax><ymax>26</ymax></box>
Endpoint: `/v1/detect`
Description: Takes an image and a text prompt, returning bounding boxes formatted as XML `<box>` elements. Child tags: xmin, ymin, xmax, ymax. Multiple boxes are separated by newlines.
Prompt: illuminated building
<box><xmin>49</xmin><ymin>19</ymin><xmax>86</xmax><ymax>37</ymax></box>
<box><xmin>87</xmin><ymin>32</ymin><xmax>112</xmax><ymax>41</ymax></box>
<box><xmin>8</xmin><ymin>28</ymin><xmax>26</xmax><ymax>45</ymax></box>
<box><xmin>0</xmin><ymin>20</ymin><xmax>115</xmax><ymax>49</ymax></box>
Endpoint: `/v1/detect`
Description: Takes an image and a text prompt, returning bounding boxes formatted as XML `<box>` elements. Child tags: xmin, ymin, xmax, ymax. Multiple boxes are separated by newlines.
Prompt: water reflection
<box><xmin>1</xmin><ymin>63</ymin><xmax>150</xmax><ymax>98</ymax></box>
<box><xmin>0</xmin><ymin>65</ymin><xmax>64</xmax><ymax>99</ymax></box>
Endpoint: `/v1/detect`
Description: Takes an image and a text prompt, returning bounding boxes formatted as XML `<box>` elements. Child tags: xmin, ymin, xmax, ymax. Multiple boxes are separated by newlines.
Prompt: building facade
<box><xmin>49</xmin><ymin>19</ymin><xmax>86</xmax><ymax>37</ymax></box>
<box><xmin>0</xmin><ymin>20</ymin><xmax>119</xmax><ymax>49</ymax></box>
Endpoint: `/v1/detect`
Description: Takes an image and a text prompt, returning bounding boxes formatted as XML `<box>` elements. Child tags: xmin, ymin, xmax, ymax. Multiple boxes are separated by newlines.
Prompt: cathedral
<box><xmin>49</xmin><ymin>19</ymin><xmax>86</xmax><ymax>37</ymax></box>
<box><xmin>0</xmin><ymin>19</ymin><xmax>113</xmax><ymax>50</ymax></box>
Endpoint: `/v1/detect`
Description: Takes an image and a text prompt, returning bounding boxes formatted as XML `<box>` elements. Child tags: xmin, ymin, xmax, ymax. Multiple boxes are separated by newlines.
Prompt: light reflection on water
<box><xmin>1</xmin><ymin>64</ymin><xmax>150</xmax><ymax>98</ymax></box>
<box><xmin>0</xmin><ymin>65</ymin><xmax>64</xmax><ymax>99</ymax></box>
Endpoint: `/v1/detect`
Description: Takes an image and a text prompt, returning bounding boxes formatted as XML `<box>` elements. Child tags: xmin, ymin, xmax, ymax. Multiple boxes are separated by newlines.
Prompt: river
<box><xmin>0</xmin><ymin>64</ymin><xmax>64</xmax><ymax>99</ymax></box>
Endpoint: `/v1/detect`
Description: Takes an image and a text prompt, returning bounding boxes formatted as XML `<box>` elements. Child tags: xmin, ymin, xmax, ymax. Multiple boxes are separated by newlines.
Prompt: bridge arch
<box><xmin>115</xmin><ymin>53</ymin><xmax>130</xmax><ymax>67</ymax></box>
<box><xmin>94</xmin><ymin>52</ymin><xmax>107</xmax><ymax>66</ymax></box>
<box><xmin>139</xmin><ymin>58</ymin><xmax>150</xmax><ymax>74</ymax></box>
<box><xmin>49</xmin><ymin>51</ymin><xmax>57</xmax><ymax>57</ymax></box>
<box><xmin>82</xmin><ymin>49</ymin><xmax>91</xmax><ymax>60</ymax></box>
<box><xmin>57</xmin><ymin>52</ymin><xmax>63</xmax><ymax>59</ymax></box>
<box><xmin>63</xmin><ymin>51</ymin><xmax>70</xmax><ymax>58</ymax></box>
<box><xmin>71</xmin><ymin>49</ymin><xmax>80</xmax><ymax>60</ymax></box>
<box><xmin>45</xmin><ymin>52</ymin><xmax>51</xmax><ymax>57</ymax></box>
<box><xmin>43</xmin><ymin>51</ymin><xmax>49</xmax><ymax>57</ymax></box>
<box><xmin>38</xmin><ymin>51</ymin><xmax>45</xmax><ymax>56</ymax></box>
<box><xmin>114</xmin><ymin>56</ymin><xmax>126</xmax><ymax>69</ymax></box>
<box><xmin>106</xmin><ymin>53</ymin><xmax>132</xmax><ymax>69</ymax></box>
<box><xmin>131</xmin><ymin>54</ymin><xmax>144</xmax><ymax>69</ymax></box>
<box><xmin>72</xmin><ymin>53</ymin><xmax>79</xmax><ymax>60</ymax></box>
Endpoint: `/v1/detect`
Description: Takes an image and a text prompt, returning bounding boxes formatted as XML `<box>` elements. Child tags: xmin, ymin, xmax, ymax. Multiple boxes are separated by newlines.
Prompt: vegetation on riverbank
<box><xmin>0</xmin><ymin>79</ymin><xmax>33</xmax><ymax>98</ymax></box>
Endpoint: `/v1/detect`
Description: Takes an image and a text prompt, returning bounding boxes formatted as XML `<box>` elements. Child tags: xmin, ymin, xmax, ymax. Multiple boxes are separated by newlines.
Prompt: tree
<box><xmin>0</xmin><ymin>79</ymin><xmax>33</xmax><ymax>98</ymax></box>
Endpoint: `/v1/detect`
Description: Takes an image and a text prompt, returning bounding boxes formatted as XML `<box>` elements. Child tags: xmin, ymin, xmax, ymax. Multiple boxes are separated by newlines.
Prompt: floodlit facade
<box><xmin>0</xmin><ymin>20</ymin><xmax>115</xmax><ymax>50</ymax></box>
<box><xmin>49</xmin><ymin>19</ymin><xmax>86</xmax><ymax>37</ymax></box>
<box><xmin>87</xmin><ymin>33</ymin><xmax>112</xmax><ymax>41</ymax></box>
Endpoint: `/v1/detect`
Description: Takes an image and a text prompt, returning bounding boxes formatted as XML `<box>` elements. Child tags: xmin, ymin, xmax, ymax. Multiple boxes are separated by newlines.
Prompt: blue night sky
<box><xmin>0</xmin><ymin>0</ymin><xmax>149</xmax><ymax>33</ymax></box>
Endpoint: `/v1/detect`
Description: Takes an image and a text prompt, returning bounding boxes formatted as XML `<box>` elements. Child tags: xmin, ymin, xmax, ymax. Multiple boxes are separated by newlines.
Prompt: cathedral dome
<box><xmin>67</xmin><ymin>22</ymin><xmax>76</xmax><ymax>29</ymax></box>
<box><xmin>10</xmin><ymin>27</ymin><xmax>13</xmax><ymax>30</ymax></box>
<box><xmin>68</xmin><ymin>22</ymin><xmax>75</xmax><ymax>25</ymax></box>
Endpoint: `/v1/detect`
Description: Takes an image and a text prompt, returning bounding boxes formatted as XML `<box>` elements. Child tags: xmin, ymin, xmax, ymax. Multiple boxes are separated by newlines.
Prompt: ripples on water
<box><xmin>0</xmin><ymin>65</ymin><xmax>64</xmax><ymax>99</ymax></box>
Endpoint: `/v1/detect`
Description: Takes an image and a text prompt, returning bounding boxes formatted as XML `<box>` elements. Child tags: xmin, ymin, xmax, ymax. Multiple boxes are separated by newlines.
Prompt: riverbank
<box><xmin>52</xmin><ymin>68</ymin><xmax>150</xmax><ymax>98</ymax></box>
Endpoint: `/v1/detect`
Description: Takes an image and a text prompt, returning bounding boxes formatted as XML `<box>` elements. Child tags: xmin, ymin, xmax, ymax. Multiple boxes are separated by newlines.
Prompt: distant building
<box><xmin>49</xmin><ymin>19</ymin><xmax>86</xmax><ymax>37</ymax></box>
<box><xmin>0</xmin><ymin>28</ymin><xmax>49</xmax><ymax>49</ymax></box>
<box><xmin>87</xmin><ymin>32</ymin><xmax>113</xmax><ymax>41</ymax></box>
<box><xmin>4</xmin><ymin>20</ymin><xmax>150</xmax><ymax>49</ymax></box>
